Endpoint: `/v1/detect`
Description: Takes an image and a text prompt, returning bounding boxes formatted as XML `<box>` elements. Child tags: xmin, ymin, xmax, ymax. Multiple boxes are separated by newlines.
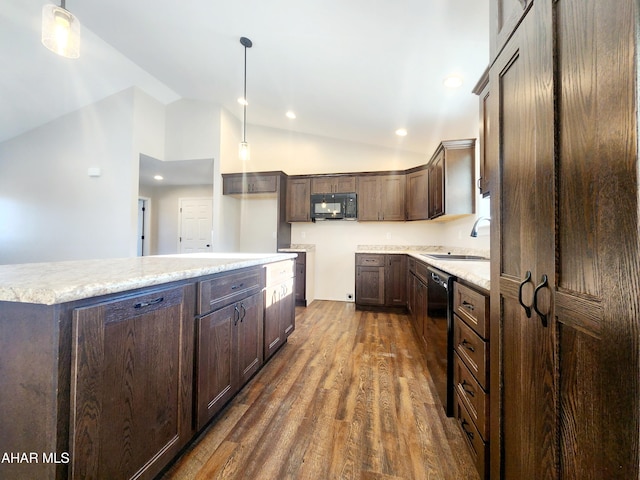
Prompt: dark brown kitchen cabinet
<box><xmin>357</xmin><ymin>174</ymin><xmax>406</xmax><ymax>221</ymax></box>
<box><xmin>196</xmin><ymin>267</ymin><xmax>264</xmax><ymax>429</ymax></box>
<box><xmin>264</xmin><ymin>260</ymin><xmax>295</xmax><ymax>361</ymax></box>
<box><xmin>286</xmin><ymin>177</ymin><xmax>311</xmax><ymax>222</ymax></box>
<box><xmin>428</xmin><ymin>151</ymin><xmax>444</xmax><ymax>219</ymax></box>
<box><xmin>427</xmin><ymin>139</ymin><xmax>476</xmax><ymax>220</ymax></box>
<box><xmin>489</xmin><ymin>1</ymin><xmax>640</xmax><ymax>478</ymax></box>
<box><xmin>222</xmin><ymin>171</ymin><xmax>280</xmax><ymax>194</ymax></box>
<box><xmin>355</xmin><ymin>253</ymin><xmax>406</xmax><ymax>308</ymax></box>
<box><xmin>473</xmin><ymin>67</ymin><xmax>492</xmax><ymax>198</ymax></box>
<box><xmin>355</xmin><ymin>254</ymin><xmax>385</xmax><ymax>306</ymax></box>
<box><xmin>294</xmin><ymin>252</ymin><xmax>306</xmax><ymax>306</ymax></box>
<box><xmin>310</xmin><ymin>175</ymin><xmax>356</xmax><ymax>194</ymax></box>
<box><xmin>70</xmin><ymin>284</ymin><xmax>195</xmax><ymax>480</ymax></box>
<box><xmin>490</xmin><ymin>0</ymin><xmax>531</xmax><ymax>61</ymax></box>
<box><xmin>385</xmin><ymin>253</ymin><xmax>406</xmax><ymax>307</ymax></box>
<box><xmin>405</xmin><ymin>167</ymin><xmax>429</xmax><ymax>220</ymax></box>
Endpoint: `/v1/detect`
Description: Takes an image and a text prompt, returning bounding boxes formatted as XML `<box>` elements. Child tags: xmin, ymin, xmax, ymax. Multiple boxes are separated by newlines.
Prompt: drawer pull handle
<box><xmin>533</xmin><ymin>274</ymin><xmax>550</xmax><ymax>327</ymax></box>
<box><xmin>233</xmin><ymin>305</ymin><xmax>240</xmax><ymax>326</ymax></box>
<box><xmin>134</xmin><ymin>297</ymin><xmax>164</xmax><ymax>309</ymax></box>
<box><xmin>231</xmin><ymin>282</ymin><xmax>245</xmax><ymax>290</ymax></box>
<box><xmin>461</xmin><ymin>339</ymin><xmax>475</xmax><ymax>353</ymax></box>
<box><xmin>461</xmin><ymin>419</ymin><xmax>475</xmax><ymax>441</ymax></box>
<box><xmin>518</xmin><ymin>270</ymin><xmax>533</xmax><ymax>318</ymax></box>
<box><xmin>461</xmin><ymin>380</ymin><xmax>475</xmax><ymax>397</ymax></box>
<box><xmin>239</xmin><ymin>303</ymin><xmax>246</xmax><ymax>322</ymax></box>
<box><xmin>462</xmin><ymin>301</ymin><xmax>475</xmax><ymax>311</ymax></box>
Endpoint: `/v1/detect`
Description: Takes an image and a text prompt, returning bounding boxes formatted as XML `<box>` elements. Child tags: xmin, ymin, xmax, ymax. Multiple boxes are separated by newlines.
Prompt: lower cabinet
<box><xmin>452</xmin><ymin>280</ymin><xmax>490</xmax><ymax>479</ymax></box>
<box><xmin>196</xmin><ymin>291</ymin><xmax>263</xmax><ymax>429</ymax></box>
<box><xmin>70</xmin><ymin>284</ymin><xmax>195</xmax><ymax>480</ymax></box>
<box><xmin>264</xmin><ymin>260</ymin><xmax>296</xmax><ymax>360</ymax></box>
<box><xmin>355</xmin><ymin>253</ymin><xmax>406</xmax><ymax>308</ymax></box>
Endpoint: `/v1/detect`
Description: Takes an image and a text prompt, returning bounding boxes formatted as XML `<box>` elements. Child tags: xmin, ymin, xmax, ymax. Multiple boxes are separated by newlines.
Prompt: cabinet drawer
<box><xmin>454</xmin><ymin>281</ymin><xmax>489</xmax><ymax>339</ymax></box>
<box><xmin>199</xmin><ymin>268</ymin><xmax>264</xmax><ymax>314</ymax></box>
<box><xmin>355</xmin><ymin>253</ymin><xmax>385</xmax><ymax>267</ymax></box>
<box><xmin>454</xmin><ymin>353</ymin><xmax>489</xmax><ymax>441</ymax></box>
<box><xmin>415</xmin><ymin>260</ymin><xmax>429</xmax><ymax>284</ymax></box>
<box><xmin>266</xmin><ymin>260</ymin><xmax>295</xmax><ymax>286</ymax></box>
<box><xmin>454</xmin><ymin>392</ymin><xmax>488</xmax><ymax>479</ymax></box>
<box><xmin>454</xmin><ymin>314</ymin><xmax>489</xmax><ymax>389</ymax></box>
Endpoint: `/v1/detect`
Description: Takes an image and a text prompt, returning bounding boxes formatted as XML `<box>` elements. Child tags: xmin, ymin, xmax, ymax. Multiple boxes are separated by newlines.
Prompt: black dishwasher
<box><xmin>426</xmin><ymin>266</ymin><xmax>455</xmax><ymax>416</ymax></box>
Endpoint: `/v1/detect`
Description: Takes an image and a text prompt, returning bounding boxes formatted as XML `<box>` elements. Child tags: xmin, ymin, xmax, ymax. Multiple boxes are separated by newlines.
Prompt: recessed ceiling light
<box><xmin>154</xmin><ymin>175</ymin><xmax>164</xmax><ymax>181</ymax></box>
<box><xmin>395</xmin><ymin>128</ymin><xmax>408</xmax><ymax>137</ymax></box>
<box><xmin>286</xmin><ymin>111</ymin><xmax>296</xmax><ymax>119</ymax></box>
<box><xmin>443</xmin><ymin>75</ymin><xmax>463</xmax><ymax>88</ymax></box>
<box><xmin>237</xmin><ymin>97</ymin><xmax>248</xmax><ymax>106</ymax></box>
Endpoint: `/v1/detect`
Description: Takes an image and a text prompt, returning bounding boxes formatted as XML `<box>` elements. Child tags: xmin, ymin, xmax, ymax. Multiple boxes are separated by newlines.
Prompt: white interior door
<box><xmin>179</xmin><ymin>197</ymin><xmax>213</xmax><ymax>253</ymax></box>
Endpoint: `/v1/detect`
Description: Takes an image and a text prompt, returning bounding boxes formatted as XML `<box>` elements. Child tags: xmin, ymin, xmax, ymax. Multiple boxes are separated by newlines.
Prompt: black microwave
<box><xmin>310</xmin><ymin>192</ymin><xmax>357</xmax><ymax>220</ymax></box>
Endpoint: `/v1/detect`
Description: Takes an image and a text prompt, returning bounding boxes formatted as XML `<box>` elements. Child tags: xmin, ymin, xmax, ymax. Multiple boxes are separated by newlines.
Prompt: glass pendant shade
<box><xmin>42</xmin><ymin>4</ymin><xmax>80</xmax><ymax>59</ymax></box>
<box><xmin>239</xmin><ymin>141</ymin><xmax>250</xmax><ymax>161</ymax></box>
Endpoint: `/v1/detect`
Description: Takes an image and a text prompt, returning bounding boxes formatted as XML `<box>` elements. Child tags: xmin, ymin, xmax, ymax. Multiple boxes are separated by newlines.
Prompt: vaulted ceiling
<box><xmin>2</xmin><ymin>0</ymin><xmax>489</xmax><ymax>154</ymax></box>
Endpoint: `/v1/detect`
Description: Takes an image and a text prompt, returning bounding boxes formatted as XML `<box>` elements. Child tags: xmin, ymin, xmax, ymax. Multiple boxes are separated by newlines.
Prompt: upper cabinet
<box><xmin>406</xmin><ymin>168</ymin><xmax>429</xmax><ymax>220</ymax></box>
<box><xmin>490</xmin><ymin>0</ymin><xmax>531</xmax><ymax>60</ymax></box>
<box><xmin>286</xmin><ymin>177</ymin><xmax>311</xmax><ymax>222</ymax></box>
<box><xmin>222</xmin><ymin>171</ymin><xmax>282</xmax><ymax>195</ymax></box>
<box><xmin>427</xmin><ymin>139</ymin><xmax>476</xmax><ymax>221</ymax></box>
<box><xmin>310</xmin><ymin>175</ymin><xmax>357</xmax><ymax>194</ymax></box>
<box><xmin>357</xmin><ymin>174</ymin><xmax>406</xmax><ymax>221</ymax></box>
<box><xmin>473</xmin><ymin>68</ymin><xmax>493</xmax><ymax>198</ymax></box>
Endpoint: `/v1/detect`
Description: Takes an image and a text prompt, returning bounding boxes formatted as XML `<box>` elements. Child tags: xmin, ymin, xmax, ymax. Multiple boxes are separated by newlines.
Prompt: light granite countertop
<box><xmin>278</xmin><ymin>244</ymin><xmax>316</xmax><ymax>253</ymax></box>
<box><xmin>0</xmin><ymin>252</ymin><xmax>297</xmax><ymax>306</ymax></box>
<box><xmin>356</xmin><ymin>245</ymin><xmax>491</xmax><ymax>291</ymax></box>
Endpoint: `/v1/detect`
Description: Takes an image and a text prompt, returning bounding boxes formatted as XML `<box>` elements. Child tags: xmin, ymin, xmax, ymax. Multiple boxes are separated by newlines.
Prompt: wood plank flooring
<box><xmin>160</xmin><ymin>300</ymin><xmax>479</xmax><ymax>480</ymax></box>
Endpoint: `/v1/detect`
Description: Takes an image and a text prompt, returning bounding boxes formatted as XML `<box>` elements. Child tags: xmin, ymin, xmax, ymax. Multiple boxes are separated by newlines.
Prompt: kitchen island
<box><xmin>0</xmin><ymin>253</ymin><xmax>296</xmax><ymax>480</ymax></box>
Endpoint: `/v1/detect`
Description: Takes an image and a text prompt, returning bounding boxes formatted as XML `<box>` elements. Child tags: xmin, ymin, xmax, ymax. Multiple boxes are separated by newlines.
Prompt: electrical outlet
<box><xmin>346</xmin><ymin>293</ymin><xmax>354</xmax><ymax>301</ymax></box>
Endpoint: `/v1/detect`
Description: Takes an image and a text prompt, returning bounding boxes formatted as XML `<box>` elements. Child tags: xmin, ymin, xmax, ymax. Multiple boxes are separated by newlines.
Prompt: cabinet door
<box><xmin>281</xmin><ymin>277</ymin><xmax>295</xmax><ymax>337</ymax></box>
<box><xmin>552</xmin><ymin>0</ymin><xmax>639</xmax><ymax>477</ymax></box>
<box><xmin>310</xmin><ymin>177</ymin><xmax>335</xmax><ymax>194</ymax></box>
<box><xmin>356</xmin><ymin>175</ymin><xmax>380</xmax><ymax>221</ymax></box>
<box><xmin>248</xmin><ymin>174</ymin><xmax>277</xmax><ymax>193</ymax></box>
<box><xmin>385</xmin><ymin>255</ymin><xmax>407</xmax><ymax>306</ymax></box>
<box><xmin>70</xmin><ymin>285</ymin><xmax>194</xmax><ymax>480</ymax></box>
<box><xmin>475</xmin><ymin>69</ymin><xmax>493</xmax><ymax>198</ymax></box>
<box><xmin>406</xmin><ymin>169</ymin><xmax>428</xmax><ymax>220</ymax></box>
<box><xmin>196</xmin><ymin>302</ymin><xmax>238</xmax><ymax>429</ymax></box>
<box><xmin>428</xmin><ymin>153</ymin><xmax>444</xmax><ymax>219</ymax></box>
<box><xmin>379</xmin><ymin>174</ymin><xmax>406</xmax><ymax>221</ymax></box>
<box><xmin>335</xmin><ymin>175</ymin><xmax>357</xmax><ymax>193</ymax></box>
<box><xmin>355</xmin><ymin>266</ymin><xmax>385</xmax><ymax>305</ymax></box>
<box><xmin>237</xmin><ymin>292</ymin><xmax>264</xmax><ymax>385</ymax></box>
<box><xmin>286</xmin><ymin>178</ymin><xmax>310</xmax><ymax>222</ymax></box>
<box><xmin>490</xmin><ymin>7</ymin><xmax>556</xmax><ymax>478</ymax></box>
<box><xmin>264</xmin><ymin>283</ymin><xmax>284</xmax><ymax>360</ymax></box>
<box><xmin>295</xmin><ymin>255</ymin><xmax>306</xmax><ymax>305</ymax></box>
<box><xmin>490</xmin><ymin>0</ymin><xmax>530</xmax><ymax>60</ymax></box>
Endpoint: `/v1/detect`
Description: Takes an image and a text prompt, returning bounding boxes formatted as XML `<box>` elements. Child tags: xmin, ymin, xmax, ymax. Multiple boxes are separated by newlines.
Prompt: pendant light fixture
<box><xmin>239</xmin><ymin>36</ymin><xmax>252</xmax><ymax>161</ymax></box>
<box><xmin>42</xmin><ymin>0</ymin><xmax>81</xmax><ymax>59</ymax></box>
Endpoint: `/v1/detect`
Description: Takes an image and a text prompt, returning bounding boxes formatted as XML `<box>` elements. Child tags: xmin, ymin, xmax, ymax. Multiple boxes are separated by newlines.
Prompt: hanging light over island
<box><xmin>42</xmin><ymin>0</ymin><xmax>80</xmax><ymax>59</ymax></box>
<box><xmin>239</xmin><ymin>36</ymin><xmax>252</xmax><ymax>161</ymax></box>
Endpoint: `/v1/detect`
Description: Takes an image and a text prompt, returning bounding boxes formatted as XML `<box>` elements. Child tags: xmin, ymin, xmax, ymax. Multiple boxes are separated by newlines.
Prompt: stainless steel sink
<box><xmin>421</xmin><ymin>253</ymin><xmax>490</xmax><ymax>261</ymax></box>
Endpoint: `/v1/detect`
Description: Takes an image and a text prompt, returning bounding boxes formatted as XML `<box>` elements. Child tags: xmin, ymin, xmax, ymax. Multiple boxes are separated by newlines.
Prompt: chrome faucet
<box><xmin>470</xmin><ymin>217</ymin><xmax>490</xmax><ymax>237</ymax></box>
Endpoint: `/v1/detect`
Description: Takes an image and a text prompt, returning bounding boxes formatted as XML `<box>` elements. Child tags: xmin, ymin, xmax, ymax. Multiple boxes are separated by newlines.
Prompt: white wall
<box><xmin>0</xmin><ymin>89</ymin><xmax>138</xmax><ymax>264</ymax></box>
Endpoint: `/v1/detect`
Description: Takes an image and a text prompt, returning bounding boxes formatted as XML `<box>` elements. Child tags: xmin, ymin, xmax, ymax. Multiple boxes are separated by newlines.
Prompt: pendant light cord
<box><xmin>243</xmin><ymin>43</ymin><xmax>247</xmax><ymax>143</ymax></box>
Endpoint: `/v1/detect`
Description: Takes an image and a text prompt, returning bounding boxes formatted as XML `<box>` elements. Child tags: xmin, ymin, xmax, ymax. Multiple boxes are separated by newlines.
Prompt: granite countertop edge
<box><xmin>0</xmin><ymin>253</ymin><xmax>297</xmax><ymax>306</ymax></box>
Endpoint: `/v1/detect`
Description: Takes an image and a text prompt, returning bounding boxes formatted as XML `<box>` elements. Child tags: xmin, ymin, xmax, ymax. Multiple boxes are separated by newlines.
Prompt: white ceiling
<box><xmin>1</xmin><ymin>0</ymin><xmax>489</xmax><ymax>155</ymax></box>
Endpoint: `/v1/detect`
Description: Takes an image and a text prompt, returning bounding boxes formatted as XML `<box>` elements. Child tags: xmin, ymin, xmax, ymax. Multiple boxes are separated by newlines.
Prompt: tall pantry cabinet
<box><xmin>488</xmin><ymin>0</ymin><xmax>640</xmax><ymax>479</ymax></box>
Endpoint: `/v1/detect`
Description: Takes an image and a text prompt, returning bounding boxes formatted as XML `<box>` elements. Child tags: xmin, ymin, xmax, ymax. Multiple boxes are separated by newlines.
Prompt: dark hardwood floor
<box><xmin>161</xmin><ymin>300</ymin><xmax>479</xmax><ymax>480</ymax></box>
